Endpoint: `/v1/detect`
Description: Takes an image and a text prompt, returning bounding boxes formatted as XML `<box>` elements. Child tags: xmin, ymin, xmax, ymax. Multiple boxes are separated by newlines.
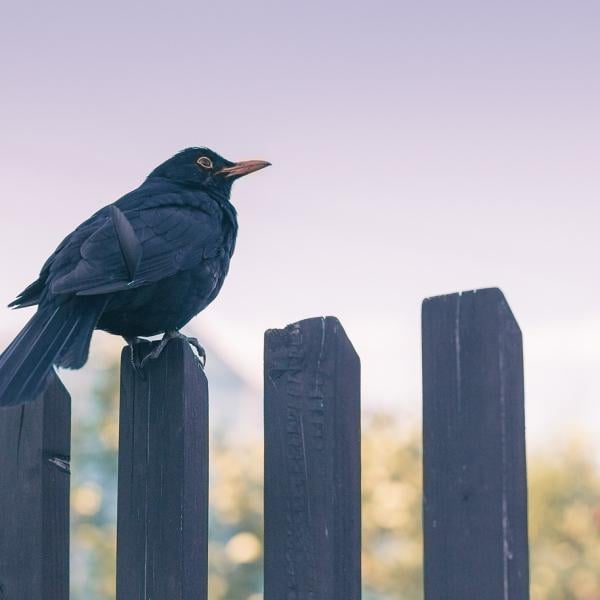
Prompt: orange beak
<box><xmin>218</xmin><ymin>159</ymin><xmax>271</xmax><ymax>179</ymax></box>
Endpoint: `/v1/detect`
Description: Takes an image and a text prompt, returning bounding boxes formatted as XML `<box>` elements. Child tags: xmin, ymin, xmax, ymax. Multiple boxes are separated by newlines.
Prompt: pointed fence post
<box><xmin>264</xmin><ymin>316</ymin><xmax>361</xmax><ymax>600</ymax></box>
<box><xmin>422</xmin><ymin>288</ymin><xmax>529</xmax><ymax>599</ymax></box>
<box><xmin>116</xmin><ymin>339</ymin><xmax>209</xmax><ymax>600</ymax></box>
<box><xmin>0</xmin><ymin>372</ymin><xmax>71</xmax><ymax>600</ymax></box>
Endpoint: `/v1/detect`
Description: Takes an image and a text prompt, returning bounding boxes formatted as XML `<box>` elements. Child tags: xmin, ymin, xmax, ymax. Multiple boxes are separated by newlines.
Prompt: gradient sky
<box><xmin>1</xmin><ymin>1</ymin><xmax>599</xmax><ymax>449</ymax></box>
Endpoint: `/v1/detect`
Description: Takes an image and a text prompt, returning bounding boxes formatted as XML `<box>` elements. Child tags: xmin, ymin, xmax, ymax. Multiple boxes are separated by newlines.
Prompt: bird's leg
<box><xmin>181</xmin><ymin>334</ymin><xmax>207</xmax><ymax>367</ymax></box>
<box><xmin>139</xmin><ymin>330</ymin><xmax>206</xmax><ymax>370</ymax></box>
<box><xmin>139</xmin><ymin>334</ymin><xmax>172</xmax><ymax>369</ymax></box>
<box><xmin>123</xmin><ymin>336</ymin><xmax>146</xmax><ymax>378</ymax></box>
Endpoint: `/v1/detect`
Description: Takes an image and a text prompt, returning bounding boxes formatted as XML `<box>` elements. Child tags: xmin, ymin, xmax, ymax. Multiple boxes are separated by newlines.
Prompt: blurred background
<box><xmin>1</xmin><ymin>1</ymin><xmax>599</xmax><ymax>598</ymax></box>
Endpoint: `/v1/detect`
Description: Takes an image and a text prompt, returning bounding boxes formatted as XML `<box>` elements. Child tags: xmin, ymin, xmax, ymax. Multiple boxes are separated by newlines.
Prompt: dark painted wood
<box><xmin>0</xmin><ymin>372</ymin><xmax>71</xmax><ymax>600</ymax></box>
<box><xmin>422</xmin><ymin>288</ymin><xmax>529</xmax><ymax>599</ymax></box>
<box><xmin>116</xmin><ymin>340</ymin><xmax>208</xmax><ymax>600</ymax></box>
<box><xmin>264</xmin><ymin>317</ymin><xmax>361</xmax><ymax>600</ymax></box>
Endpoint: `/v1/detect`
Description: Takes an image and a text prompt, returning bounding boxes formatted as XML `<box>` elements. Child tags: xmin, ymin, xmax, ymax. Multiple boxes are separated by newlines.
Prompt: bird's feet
<box><xmin>124</xmin><ymin>336</ymin><xmax>146</xmax><ymax>377</ymax></box>
<box><xmin>139</xmin><ymin>330</ymin><xmax>206</xmax><ymax>370</ymax></box>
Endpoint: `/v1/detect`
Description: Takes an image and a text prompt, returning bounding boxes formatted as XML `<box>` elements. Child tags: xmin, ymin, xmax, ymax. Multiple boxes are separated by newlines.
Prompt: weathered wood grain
<box><xmin>116</xmin><ymin>340</ymin><xmax>208</xmax><ymax>600</ymax></box>
<box><xmin>0</xmin><ymin>372</ymin><xmax>71</xmax><ymax>600</ymax></box>
<box><xmin>264</xmin><ymin>317</ymin><xmax>361</xmax><ymax>600</ymax></box>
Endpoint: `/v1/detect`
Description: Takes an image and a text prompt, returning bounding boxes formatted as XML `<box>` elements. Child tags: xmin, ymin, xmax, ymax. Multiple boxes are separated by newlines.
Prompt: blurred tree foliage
<box><xmin>70</xmin><ymin>359</ymin><xmax>600</xmax><ymax>600</ymax></box>
<box><xmin>70</xmin><ymin>358</ymin><xmax>119</xmax><ymax>600</ymax></box>
<box><xmin>528</xmin><ymin>439</ymin><xmax>600</xmax><ymax>599</ymax></box>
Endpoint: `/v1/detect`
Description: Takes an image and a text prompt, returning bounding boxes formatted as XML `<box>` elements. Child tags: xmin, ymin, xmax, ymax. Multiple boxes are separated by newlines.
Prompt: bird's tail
<box><xmin>0</xmin><ymin>297</ymin><xmax>107</xmax><ymax>406</ymax></box>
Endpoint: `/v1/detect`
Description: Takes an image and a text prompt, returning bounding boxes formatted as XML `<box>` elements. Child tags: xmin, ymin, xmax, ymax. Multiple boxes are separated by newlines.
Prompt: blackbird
<box><xmin>0</xmin><ymin>147</ymin><xmax>270</xmax><ymax>406</ymax></box>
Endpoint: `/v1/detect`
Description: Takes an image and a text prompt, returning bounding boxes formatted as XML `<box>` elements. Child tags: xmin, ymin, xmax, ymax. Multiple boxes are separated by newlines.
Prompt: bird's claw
<box><xmin>124</xmin><ymin>336</ymin><xmax>147</xmax><ymax>379</ymax></box>
<box><xmin>184</xmin><ymin>336</ymin><xmax>207</xmax><ymax>367</ymax></box>
<box><xmin>137</xmin><ymin>331</ymin><xmax>206</xmax><ymax>371</ymax></box>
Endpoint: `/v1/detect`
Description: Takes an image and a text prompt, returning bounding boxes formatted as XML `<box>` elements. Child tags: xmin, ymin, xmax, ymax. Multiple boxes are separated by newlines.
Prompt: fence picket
<box><xmin>264</xmin><ymin>316</ymin><xmax>361</xmax><ymax>600</ymax></box>
<box><xmin>422</xmin><ymin>288</ymin><xmax>529</xmax><ymax>599</ymax></box>
<box><xmin>116</xmin><ymin>339</ymin><xmax>208</xmax><ymax>600</ymax></box>
<box><xmin>0</xmin><ymin>372</ymin><xmax>70</xmax><ymax>600</ymax></box>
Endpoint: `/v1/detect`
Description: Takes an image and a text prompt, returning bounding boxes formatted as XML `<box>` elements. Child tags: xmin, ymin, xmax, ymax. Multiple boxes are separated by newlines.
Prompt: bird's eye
<box><xmin>196</xmin><ymin>156</ymin><xmax>213</xmax><ymax>169</ymax></box>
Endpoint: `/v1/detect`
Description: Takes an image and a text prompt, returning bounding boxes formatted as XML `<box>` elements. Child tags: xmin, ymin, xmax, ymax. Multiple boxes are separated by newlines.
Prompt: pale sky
<box><xmin>1</xmin><ymin>1</ymin><xmax>599</xmax><ymax>450</ymax></box>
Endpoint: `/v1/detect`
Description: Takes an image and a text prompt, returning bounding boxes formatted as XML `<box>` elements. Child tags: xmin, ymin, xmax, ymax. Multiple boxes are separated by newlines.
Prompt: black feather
<box><xmin>110</xmin><ymin>205</ymin><xmax>143</xmax><ymax>281</ymax></box>
<box><xmin>0</xmin><ymin>298</ymin><xmax>106</xmax><ymax>406</ymax></box>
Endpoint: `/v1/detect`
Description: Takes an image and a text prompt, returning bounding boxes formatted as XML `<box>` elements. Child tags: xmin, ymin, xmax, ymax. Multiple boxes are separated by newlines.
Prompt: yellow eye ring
<box><xmin>197</xmin><ymin>156</ymin><xmax>213</xmax><ymax>169</ymax></box>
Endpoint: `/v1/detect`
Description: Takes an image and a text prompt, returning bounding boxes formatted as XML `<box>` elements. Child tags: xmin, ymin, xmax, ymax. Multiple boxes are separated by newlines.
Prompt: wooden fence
<box><xmin>0</xmin><ymin>287</ymin><xmax>529</xmax><ymax>599</ymax></box>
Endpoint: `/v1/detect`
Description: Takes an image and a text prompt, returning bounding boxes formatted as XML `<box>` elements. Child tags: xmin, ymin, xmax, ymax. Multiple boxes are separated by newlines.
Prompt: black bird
<box><xmin>0</xmin><ymin>147</ymin><xmax>270</xmax><ymax>406</ymax></box>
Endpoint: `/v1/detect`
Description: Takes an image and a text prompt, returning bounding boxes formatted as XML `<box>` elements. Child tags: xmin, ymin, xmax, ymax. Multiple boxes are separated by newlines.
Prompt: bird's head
<box><xmin>148</xmin><ymin>147</ymin><xmax>270</xmax><ymax>198</ymax></box>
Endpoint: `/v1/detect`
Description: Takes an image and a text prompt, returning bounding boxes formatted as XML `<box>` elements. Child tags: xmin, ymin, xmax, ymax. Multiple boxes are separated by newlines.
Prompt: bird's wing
<box><xmin>49</xmin><ymin>201</ymin><xmax>225</xmax><ymax>296</ymax></box>
<box><xmin>109</xmin><ymin>205</ymin><xmax>143</xmax><ymax>281</ymax></box>
<box><xmin>9</xmin><ymin>209</ymin><xmax>106</xmax><ymax>307</ymax></box>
